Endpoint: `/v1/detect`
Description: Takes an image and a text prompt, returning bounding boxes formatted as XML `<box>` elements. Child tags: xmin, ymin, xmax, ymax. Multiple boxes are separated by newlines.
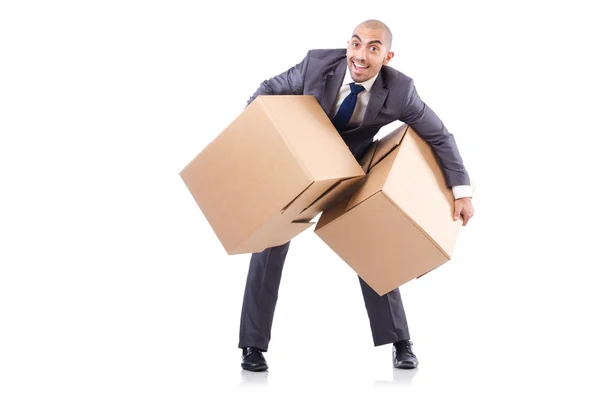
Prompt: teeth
<box><xmin>353</xmin><ymin>62</ymin><xmax>367</xmax><ymax>69</ymax></box>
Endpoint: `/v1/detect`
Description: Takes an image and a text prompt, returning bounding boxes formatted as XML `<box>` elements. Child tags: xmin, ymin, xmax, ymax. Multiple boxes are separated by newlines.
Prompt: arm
<box><xmin>246</xmin><ymin>51</ymin><xmax>311</xmax><ymax>106</ymax></box>
<box><xmin>400</xmin><ymin>79</ymin><xmax>475</xmax><ymax>226</ymax></box>
<box><xmin>400</xmin><ymin>79</ymin><xmax>471</xmax><ymax>188</ymax></box>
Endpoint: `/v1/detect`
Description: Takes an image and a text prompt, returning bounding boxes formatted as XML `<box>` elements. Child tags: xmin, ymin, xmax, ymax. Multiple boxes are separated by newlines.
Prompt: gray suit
<box><xmin>239</xmin><ymin>49</ymin><xmax>470</xmax><ymax>351</ymax></box>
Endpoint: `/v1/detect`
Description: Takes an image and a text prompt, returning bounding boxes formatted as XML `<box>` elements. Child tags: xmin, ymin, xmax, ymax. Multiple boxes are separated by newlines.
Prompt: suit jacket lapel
<box><xmin>321</xmin><ymin>59</ymin><xmax>348</xmax><ymax>118</ymax></box>
<box><xmin>361</xmin><ymin>73</ymin><xmax>388</xmax><ymax>127</ymax></box>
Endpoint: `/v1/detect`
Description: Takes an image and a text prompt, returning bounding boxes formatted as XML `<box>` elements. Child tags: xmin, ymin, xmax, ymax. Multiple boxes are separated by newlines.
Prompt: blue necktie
<box><xmin>332</xmin><ymin>82</ymin><xmax>365</xmax><ymax>132</ymax></box>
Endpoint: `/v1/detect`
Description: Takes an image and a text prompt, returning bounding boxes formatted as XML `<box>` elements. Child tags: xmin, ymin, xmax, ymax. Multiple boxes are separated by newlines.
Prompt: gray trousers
<box><xmin>238</xmin><ymin>240</ymin><xmax>410</xmax><ymax>351</ymax></box>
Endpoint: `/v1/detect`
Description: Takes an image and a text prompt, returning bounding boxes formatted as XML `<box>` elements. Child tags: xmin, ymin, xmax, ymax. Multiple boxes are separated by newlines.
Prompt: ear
<box><xmin>383</xmin><ymin>51</ymin><xmax>395</xmax><ymax>65</ymax></box>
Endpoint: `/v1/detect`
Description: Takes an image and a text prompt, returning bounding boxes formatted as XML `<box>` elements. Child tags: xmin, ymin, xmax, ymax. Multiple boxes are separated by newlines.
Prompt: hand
<box><xmin>453</xmin><ymin>197</ymin><xmax>474</xmax><ymax>226</ymax></box>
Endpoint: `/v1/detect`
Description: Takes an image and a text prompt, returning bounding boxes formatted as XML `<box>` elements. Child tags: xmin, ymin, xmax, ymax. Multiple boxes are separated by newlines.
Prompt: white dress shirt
<box><xmin>333</xmin><ymin>67</ymin><xmax>472</xmax><ymax>200</ymax></box>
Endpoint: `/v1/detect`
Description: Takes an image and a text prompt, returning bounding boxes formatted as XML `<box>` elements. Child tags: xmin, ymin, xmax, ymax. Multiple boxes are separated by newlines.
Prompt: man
<box><xmin>238</xmin><ymin>19</ymin><xmax>475</xmax><ymax>372</ymax></box>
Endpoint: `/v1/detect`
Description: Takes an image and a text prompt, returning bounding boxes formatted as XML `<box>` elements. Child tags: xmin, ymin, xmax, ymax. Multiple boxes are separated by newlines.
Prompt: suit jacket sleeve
<box><xmin>246</xmin><ymin>51</ymin><xmax>310</xmax><ymax>106</ymax></box>
<box><xmin>400</xmin><ymin>78</ymin><xmax>470</xmax><ymax>187</ymax></box>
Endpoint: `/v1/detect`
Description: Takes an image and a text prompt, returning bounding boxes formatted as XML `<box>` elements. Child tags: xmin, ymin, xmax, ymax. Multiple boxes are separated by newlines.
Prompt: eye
<box><xmin>370</xmin><ymin>46</ymin><xmax>379</xmax><ymax>52</ymax></box>
<box><xmin>352</xmin><ymin>42</ymin><xmax>359</xmax><ymax>47</ymax></box>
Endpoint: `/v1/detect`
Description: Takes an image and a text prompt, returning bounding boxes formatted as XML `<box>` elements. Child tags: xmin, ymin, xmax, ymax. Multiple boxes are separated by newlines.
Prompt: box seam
<box><xmin>380</xmin><ymin>190</ymin><xmax>451</xmax><ymax>260</ymax></box>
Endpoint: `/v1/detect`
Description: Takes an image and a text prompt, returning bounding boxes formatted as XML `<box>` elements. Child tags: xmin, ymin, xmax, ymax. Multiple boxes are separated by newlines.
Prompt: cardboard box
<box><xmin>180</xmin><ymin>95</ymin><xmax>365</xmax><ymax>255</ymax></box>
<box><xmin>315</xmin><ymin>124</ymin><xmax>466</xmax><ymax>296</ymax></box>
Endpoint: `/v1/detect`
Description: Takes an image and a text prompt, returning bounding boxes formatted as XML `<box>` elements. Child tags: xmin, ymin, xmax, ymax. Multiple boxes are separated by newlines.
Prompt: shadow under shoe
<box><xmin>393</xmin><ymin>340</ymin><xmax>419</xmax><ymax>369</ymax></box>
<box><xmin>241</xmin><ymin>347</ymin><xmax>268</xmax><ymax>372</ymax></box>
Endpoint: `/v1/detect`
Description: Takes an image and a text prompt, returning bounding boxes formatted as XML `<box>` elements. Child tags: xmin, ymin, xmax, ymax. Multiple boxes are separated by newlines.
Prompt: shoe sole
<box><xmin>394</xmin><ymin>362</ymin><xmax>418</xmax><ymax>369</ymax></box>
<box><xmin>241</xmin><ymin>363</ymin><xmax>268</xmax><ymax>372</ymax></box>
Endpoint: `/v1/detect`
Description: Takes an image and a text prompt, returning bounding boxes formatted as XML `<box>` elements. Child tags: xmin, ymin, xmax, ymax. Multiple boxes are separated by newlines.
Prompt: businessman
<box><xmin>238</xmin><ymin>19</ymin><xmax>475</xmax><ymax>372</ymax></box>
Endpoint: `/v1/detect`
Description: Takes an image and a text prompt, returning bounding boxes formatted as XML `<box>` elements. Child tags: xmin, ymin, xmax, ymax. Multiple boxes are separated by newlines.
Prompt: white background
<box><xmin>1</xmin><ymin>1</ymin><xmax>599</xmax><ymax>396</ymax></box>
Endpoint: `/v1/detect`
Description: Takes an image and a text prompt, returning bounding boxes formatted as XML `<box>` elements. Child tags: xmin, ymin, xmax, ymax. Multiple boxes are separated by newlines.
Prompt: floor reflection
<box><xmin>239</xmin><ymin>369</ymin><xmax>269</xmax><ymax>387</ymax></box>
<box><xmin>374</xmin><ymin>367</ymin><xmax>419</xmax><ymax>387</ymax></box>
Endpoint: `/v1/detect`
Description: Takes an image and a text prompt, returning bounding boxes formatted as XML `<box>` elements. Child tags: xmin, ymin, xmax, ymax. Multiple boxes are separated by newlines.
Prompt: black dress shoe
<box><xmin>393</xmin><ymin>340</ymin><xmax>419</xmax><ymax>369</ymax></box>
<box><xmin>241</xmin><ymin>347</ymin><xmax>268</xmax><ymax>372</ymax></box>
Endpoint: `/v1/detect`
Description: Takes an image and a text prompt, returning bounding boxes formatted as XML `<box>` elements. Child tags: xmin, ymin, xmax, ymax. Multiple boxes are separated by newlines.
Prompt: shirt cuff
<box><xmin>452</xmin><ymin>185</ymin><xmax>473</xmax><ymax>200</ymax></box>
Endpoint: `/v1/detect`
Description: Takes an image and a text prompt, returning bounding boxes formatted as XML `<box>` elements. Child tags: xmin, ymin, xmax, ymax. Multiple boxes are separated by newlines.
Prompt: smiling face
<box><xmin>346</xmin><ymin>24</ymin><xmax>394</xmax><ymax>83</ymax></box>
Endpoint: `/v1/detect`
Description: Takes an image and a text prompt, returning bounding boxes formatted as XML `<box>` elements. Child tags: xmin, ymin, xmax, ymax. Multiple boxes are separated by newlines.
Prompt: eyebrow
<box><xmin>351</xmin><ymin>35</ymin><xmax>383</xmax><ymax>46</ymax></box>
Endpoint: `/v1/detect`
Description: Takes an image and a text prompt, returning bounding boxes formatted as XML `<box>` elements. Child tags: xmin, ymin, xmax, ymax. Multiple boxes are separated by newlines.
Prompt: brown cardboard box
<box><xmin>315</xmin><ymin>124</ymin><xmax>467</xmax><ymax>296</ymax></box>
<box><xmin>180</xmin><ymin>95</ymin><xmax>365</xmax><ymax>255</ymax></box>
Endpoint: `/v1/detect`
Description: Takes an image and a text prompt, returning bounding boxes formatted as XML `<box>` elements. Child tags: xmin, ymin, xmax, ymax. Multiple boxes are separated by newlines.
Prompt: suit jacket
<box><xmin>248</xmin><ymin>48</ymin><xmax>470</xmax><ymax>188</ymax></box>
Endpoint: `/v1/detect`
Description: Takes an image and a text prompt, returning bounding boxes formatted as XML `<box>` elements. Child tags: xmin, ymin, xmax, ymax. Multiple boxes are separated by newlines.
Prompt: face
<box><xmin>346</xmin><ymin>25</ymin><xmax>394</xmax><ymax>83</ymax></box>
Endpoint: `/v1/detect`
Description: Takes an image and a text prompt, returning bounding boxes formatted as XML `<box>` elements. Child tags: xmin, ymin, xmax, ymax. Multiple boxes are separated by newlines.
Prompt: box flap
<box><xmin>345</xmin><ymin>146</ymin><xmax>400</xmax><ymax>212</ymax></box>
<box><xmin>358</xmin><ymin>141</ymin><xmax>378</xmax><ymax>173</ymax></box>
<box><xmin>281</xmin><ymin>182</ymin><xmax>316</xmax><ymax>213</ymax></box>
<box><xmin>416</xmin><ymin>265</ymin><xmax>443</xmax><ymax>279</ymax></box>
<box><xmin>233</xmin><ymin>218</ymin><xmax>315</xmax><ymax>254</ymax></box>
<box><xmin>281</xmin><ymin>179</ymin><xmax>346</xmax><ymax>217</ymax></box>
<box><xmin>369</xmin><ymin>124</ymin><xmax>408</xmax><ymax>170</ymax></box>
<box><xmin>294</xmin><ymin>175</ymin><xmax>364</xmax><ymax>222</ymax></box>
<box><xmin>314</xmin><ymin>195</ymin><xmax>352</xmax><ymax>231</ymax></box>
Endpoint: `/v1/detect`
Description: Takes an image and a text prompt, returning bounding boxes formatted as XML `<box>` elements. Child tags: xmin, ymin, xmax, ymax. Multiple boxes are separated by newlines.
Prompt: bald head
<box><xmin>354</xmin><ymin>19</ymin><xmax>393</xmax><ymax>50</ymax></box>
<box><xmin>346</xmin><ymin>19</ymin><xmax>395</xmax><ymax>82</ymax></box>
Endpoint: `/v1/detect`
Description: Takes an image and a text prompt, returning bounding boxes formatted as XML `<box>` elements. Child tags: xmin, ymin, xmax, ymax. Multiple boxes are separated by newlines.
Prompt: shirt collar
<box><xmin>342</xmin><ymin>66</ymin><xmax>379</xmax><ymax>92</ymax></box>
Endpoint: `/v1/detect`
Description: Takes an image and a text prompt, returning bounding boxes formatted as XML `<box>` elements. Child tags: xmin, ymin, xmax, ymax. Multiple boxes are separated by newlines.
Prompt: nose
<box><xmin>355</xmin><ymin>46</ymin><xmax>367</xmax><ymax>61</ymax></box>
